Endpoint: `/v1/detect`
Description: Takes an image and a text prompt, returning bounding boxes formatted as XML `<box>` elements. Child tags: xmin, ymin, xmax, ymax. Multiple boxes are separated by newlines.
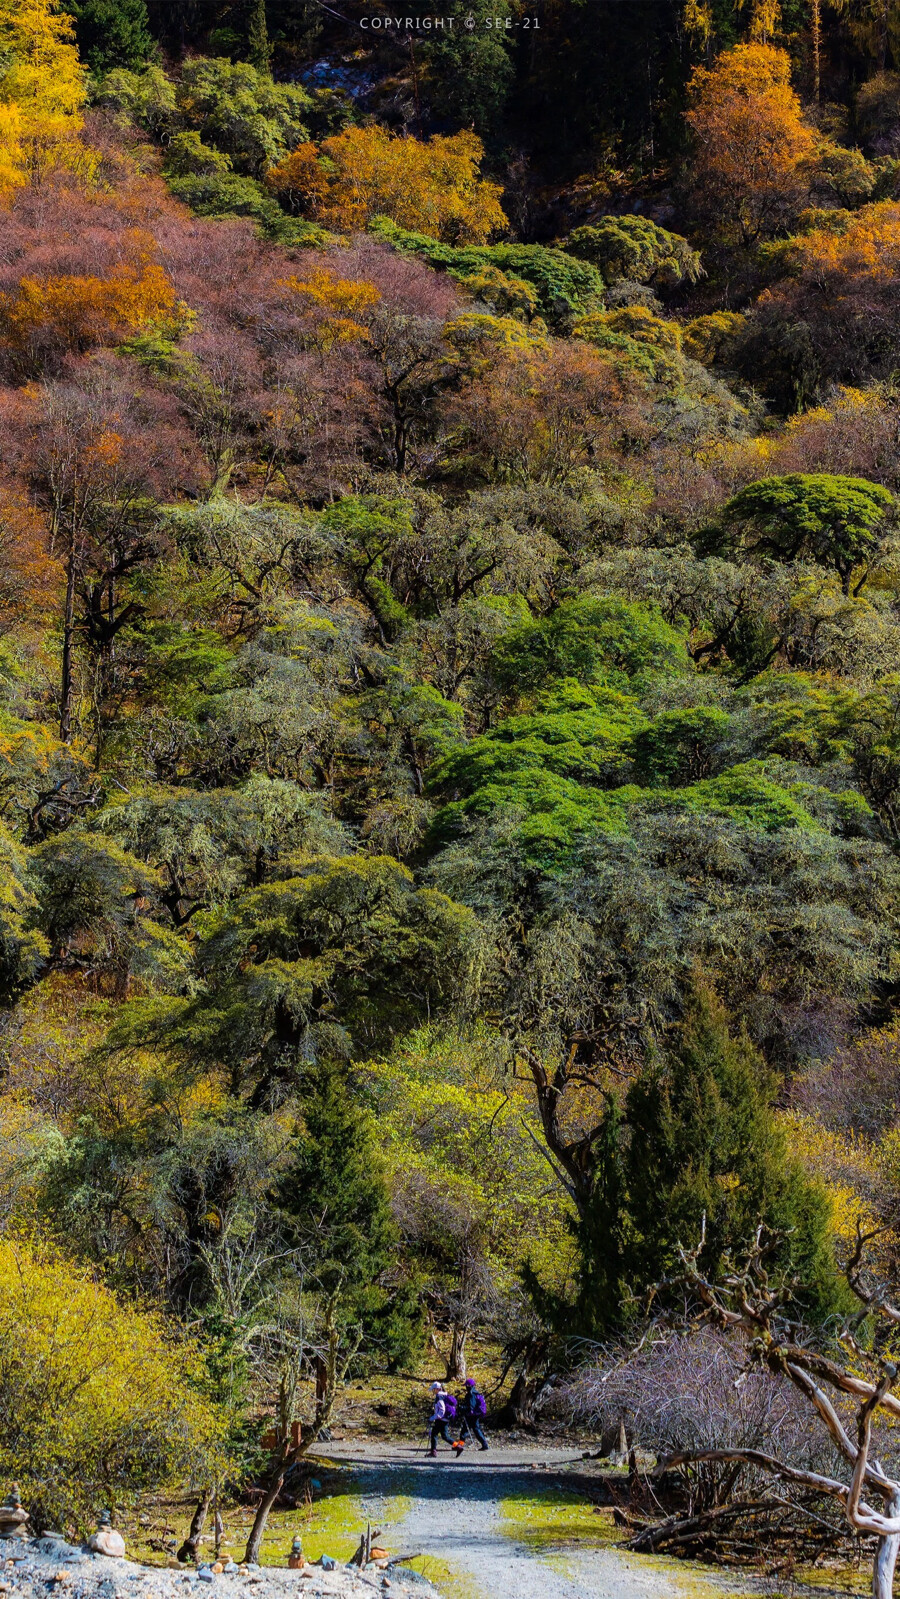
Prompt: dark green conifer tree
<box><xmin>63</xmin><ymin>0</ymin><xmax>156</xmax><ymax>73</ymax></box>
<box><xmin>276</xmin><ymin>1063</ymin><xmax>422</xmax><ymax>1370</ymax></box>
<box><xmin>573</xmin><ymin>987</ymin><xmax>841</xmax><ymax>1335</ymax></box>
<box><xmin>246</xmin><ymin>0</ymin><xmax>270</xmax><ymax>75</ymax></box>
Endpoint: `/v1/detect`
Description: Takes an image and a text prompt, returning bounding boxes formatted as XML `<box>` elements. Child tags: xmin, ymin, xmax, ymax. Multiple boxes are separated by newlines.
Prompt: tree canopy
<box><xmin>721</xmin><ymin>473</ymin><xmax>895</xmax><ymax>593</ymax></box>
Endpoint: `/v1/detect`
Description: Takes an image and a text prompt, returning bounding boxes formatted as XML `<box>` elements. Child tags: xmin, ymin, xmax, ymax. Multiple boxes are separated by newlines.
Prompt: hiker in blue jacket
<box><xmin>457</xmin><ymin>1377</ymin><xmax>489</xmax><ymax>1450</ymax></box>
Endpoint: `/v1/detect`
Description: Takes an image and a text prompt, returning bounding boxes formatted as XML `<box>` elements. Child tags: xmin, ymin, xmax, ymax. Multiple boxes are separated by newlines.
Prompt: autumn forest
<box><xmin>10</xmin><ymin>0</ymin><xmax>900</xmax><ymax>1582</ymax></box>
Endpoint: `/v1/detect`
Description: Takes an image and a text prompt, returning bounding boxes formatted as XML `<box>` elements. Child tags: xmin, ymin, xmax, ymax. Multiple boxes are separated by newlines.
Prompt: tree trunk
<box><xmin>244</xmin><ymin>1464</ymin><xmax>287</xmax><ymax>1567</ymax></box>
<box><xmin>315</xmin><ymin>1354</ymin><xmax>328</xmax><ymax>1406</ymax></box>
<box><xmin>177</xmin><ymin>1486</ymin><xmax>212</xmax><ymax>1565</ymax></box>
<box><xmin>874</xmin><ymin>1493</ymin><xmax>900</xmax><ymax>1599</ymax></box>
<box><xmin>446</xmin><ymin>1322</ymin><xmax>468</xmax><ymax>1381</ymax></box>
<box><xmin>60</xmin><ymin>516</ymin><xmax>78</xmax><ymax>743</ymax></box>
<box><xmin>242</xmin><ymin>1293</ymin><xmax>356</xmax><ymax>1567</ymax></box>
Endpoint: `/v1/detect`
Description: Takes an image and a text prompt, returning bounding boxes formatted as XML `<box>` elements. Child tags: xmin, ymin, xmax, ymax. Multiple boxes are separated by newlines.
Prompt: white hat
<box><xmin>429</xmin><ymin>1381</ymin><xmax>442</xmax><ymax>1391</ymax></box>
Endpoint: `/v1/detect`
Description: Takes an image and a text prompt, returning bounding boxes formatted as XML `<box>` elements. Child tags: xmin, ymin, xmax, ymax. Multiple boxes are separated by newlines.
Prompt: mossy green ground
<box><xmin>125</xmin><ymin>1475</ymin><xmax>873</xmax><ymax>1599</ymax></box>
<box><xmin>499</xmin><ymin>1486</ymin><xmax>865</xmax><ymax>1599</ymax></box>
<box><xmin>500</xmin><ymin>1488</ymin><xmax>621</xmax><ymax>1552</ymax></box>
<box><xmin>125</xmin><ymin>1480</ymin><xmax>412</xmax><ymax>1569</ymax></box>
<box><xmin>403</xmin><ymin>1556</ymin><xmax>482</xmax><ymax>1598</ymax></box>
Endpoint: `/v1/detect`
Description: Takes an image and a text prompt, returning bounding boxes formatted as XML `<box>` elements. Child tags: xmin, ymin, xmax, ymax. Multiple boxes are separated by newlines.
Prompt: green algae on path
<box><xmin>126</xmin><ymin>1488</ymin><xmax>372</xmax><ymax>1570</ymax></box>
<box><xmin>249</xmin><ymin>1492</ymin><xmax>366</xmax><ymax>1567</ymax></box>
<box><xmin>542</xmin><ymin>1546</ymin><xmax>763</xmax><ymax>1599</ymax></box>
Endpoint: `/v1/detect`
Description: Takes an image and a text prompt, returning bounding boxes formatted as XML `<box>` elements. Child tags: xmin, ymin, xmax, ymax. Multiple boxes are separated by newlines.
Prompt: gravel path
<box><xmin>309</xmin><ymin>1444</ymin><xmax>749</xmax><ymax>1599</ymax></box>
<box><xmin>0</xmin><ymin>1445</ymin><xmax>768</xmax><ymax>1599</ymax></box>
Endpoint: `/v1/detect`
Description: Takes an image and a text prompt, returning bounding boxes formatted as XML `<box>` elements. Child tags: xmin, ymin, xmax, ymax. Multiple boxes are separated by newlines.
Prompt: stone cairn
<box><xmin>0</xmin><ymin>1486</ymin><xmax>28</xmax><ymax>1542</ymax></box>
<box><xmin>86</xmin><ymin>1510</ymin><xmax>126</xmax><ymax>1558</ymax></box>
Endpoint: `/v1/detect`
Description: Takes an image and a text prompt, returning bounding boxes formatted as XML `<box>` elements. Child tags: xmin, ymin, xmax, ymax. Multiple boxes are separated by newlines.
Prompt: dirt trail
<box><xmin>311</xmin><ymin>1443</ymin><xmax>752</xmax><ymax>1599</ymax></box>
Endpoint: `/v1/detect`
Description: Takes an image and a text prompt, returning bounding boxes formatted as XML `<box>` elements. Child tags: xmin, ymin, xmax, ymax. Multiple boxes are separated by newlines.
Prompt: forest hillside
<box><xmin>9</xmin><ymin>0</ymin><xmax>900</xmax><ymax>1587</ymax></box>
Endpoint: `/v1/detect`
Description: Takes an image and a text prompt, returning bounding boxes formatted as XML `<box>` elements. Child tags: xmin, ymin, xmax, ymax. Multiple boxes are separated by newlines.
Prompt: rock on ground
<box><xmin>0</xmin><ymin>1537</ymin><xmax>437</xmax><ymax>1599</ymax></box>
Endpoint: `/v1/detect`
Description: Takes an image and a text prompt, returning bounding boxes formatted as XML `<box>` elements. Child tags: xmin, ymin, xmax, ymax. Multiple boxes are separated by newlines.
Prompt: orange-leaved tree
<box><xmin>751</xmin><ymin>202</ymin><xmax>900</xmax><ymax>393</ymax></box>
<box><xmin>0</xmin><ymin>230</ymin><xmax>178</xmax><ymax>371</ymax></box>
<box><xmin>266</xmin><ymin>127</ymin><xmax>506</xmax><ymax>244</ymax></box>
<box><xmin>684</xmin><ymin>44</ymin><xmax>815</xmax><ymax>245</ymax></box>
<box><xmin>278</xmin><ymin>266</ymin><xmax>381</xmax><ymax>351</ymax></box>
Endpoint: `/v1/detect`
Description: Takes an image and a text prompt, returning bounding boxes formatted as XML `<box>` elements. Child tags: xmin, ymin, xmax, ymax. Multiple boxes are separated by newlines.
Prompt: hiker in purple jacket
<box><xmin>457</xmin><ymin>1377</ymin><xmax>489</xmax><ymax>1450</ymax></box>
<box><xmin>428</xmin><ymin>1382</ymin><xmax>455</xmax><ymax>1456</ymax></box>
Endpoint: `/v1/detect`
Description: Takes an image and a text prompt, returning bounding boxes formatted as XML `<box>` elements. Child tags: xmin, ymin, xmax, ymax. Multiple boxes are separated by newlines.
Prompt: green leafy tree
<box><xmin>95</xmin><ymin>778</ymin><xmax>351</xmax><ymax>926</ymax></box>
<box><xmin>428</xmin><ymin>681</ymin><xmax>644</xmax><ymax>859</ymax></box>
<box><xmin>368</xmin><ymin>1027</ymin><xmax>574</xmax><ymax>1378</ymax></box>
<box><xmin>99</xmin><ymin>57</ymin><xmax>311</xmax><ymax>175</ymax></box>
<box><xmin>0</xmin><ymin>824</ymin><xmax>46</xmax><ymax>1006</ymax></box>
<box><xmin>96</xmin><ymin>62</ymin><xmax>176</xmax><ymax>138</ymax></box>
<box><xmin>163</xmin><ymin>129</ymin><xmax>233</xmax><ymax>177</ymax></box>
<box><xmin>565</xmin><ymin>216</ymin><xmax>702</xmax><ymax>289</ymax></box>
<box><xmin>720</xmin><ymin>473</ymin><xmax>895</xmax><ymax>596</ymax></box>
<box><xmin>630</xmin><ymin>706</ymin><xmax>731</xmax><ymax>785</ymax></box>
<box><xmin>115</xmin><ymin>854</ymin><xmax>476</xmax><ymax>1104</ymax></box>
<box><xmin>489</xmin><ymin>595</ymin><xmax>690</xmax><ymax>696</ymax></box>
<box><xmin>30</xmin><ymin>833</ymin><xmax>190</xmax><ymax>992</ymax></box>
<box><xmin>428</xmin><ymin>808</ymin><xmax>900</xmax><ymax>1205</ymax></box>
<box><xmin>572</xmin><ymin>988</ymin><xmax>841</xmax><ymax>1336</ymax></box>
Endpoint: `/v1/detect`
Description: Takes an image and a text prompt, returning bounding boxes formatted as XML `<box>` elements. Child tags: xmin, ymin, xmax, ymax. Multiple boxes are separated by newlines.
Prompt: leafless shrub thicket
<box><xmin>549</xmin><ymin>1327</ymin><xmax>832</xmax><ymax>1474</ymax></box>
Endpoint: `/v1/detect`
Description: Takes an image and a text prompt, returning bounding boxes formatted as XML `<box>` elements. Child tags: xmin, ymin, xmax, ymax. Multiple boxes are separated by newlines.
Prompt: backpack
<box><xmin>443</xmin><ymin>1392</ymin><xmax>458</xmax><ymax>1419</ymax></box>
<box><xmin>471</xmin><ymin>1391</ymin><xmax>487</xmax><ymax>1417</ymax></box>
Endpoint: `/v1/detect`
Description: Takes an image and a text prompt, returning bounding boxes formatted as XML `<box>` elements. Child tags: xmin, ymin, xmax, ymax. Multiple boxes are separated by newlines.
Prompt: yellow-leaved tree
<box><xmin>279</xmin><ymin>265</ymin><xmax>381</xmax><ymax>351</ymax></box>
<box><xmin>0</xmin><ymin>0</ymin><xmax>87</xmax><ymax>195</ymax></box>
<box><xmin>0</xmin><ymin>1235</ymin><xmax>228</xmax><ymax>1530</ymax></box>
<box><xmin>266</xmin><ymin>127</ymin><xmax>506</xmax><ymax>244</ymax></box>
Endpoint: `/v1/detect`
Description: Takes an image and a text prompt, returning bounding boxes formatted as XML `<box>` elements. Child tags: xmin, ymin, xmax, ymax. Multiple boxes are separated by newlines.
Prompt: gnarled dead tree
<box><xmin>648</xmin><ymin>1221</ymin><xmax>900</xmax><ymax>1599</ymax></box>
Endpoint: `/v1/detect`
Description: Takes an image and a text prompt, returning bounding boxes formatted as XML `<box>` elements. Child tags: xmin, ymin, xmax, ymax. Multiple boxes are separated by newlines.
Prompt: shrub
<box><xmin>369</xmin><ymin>219</ymin><xmax>606</xmax><ymax>327</ymax></box>
<box><xmin>683</xmin><ymin>310</ymin><xmax>745</xmax><ymax>365</ymax></box>
<box><xmin>163</xmin><ymin>129</ymin><xmax>232</xmax><ymax>178</ymax></box>
<box><xmin>166</xmin><ymin>171</ymin><xmax>321</xmax><ymax>243</ymax></box>
<box><xmin>0</xmin><ymin>1235</ymin><xmax>227</xmax><ymax>1530</ymax></box>
<box><xmin>552</xmin><ymin>1327</ymin><xmax>823</xmax><ymax>1470</ymax></box>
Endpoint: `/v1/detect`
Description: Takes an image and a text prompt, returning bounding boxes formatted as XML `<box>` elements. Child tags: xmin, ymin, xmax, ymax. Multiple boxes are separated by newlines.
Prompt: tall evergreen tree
<box><xmin>63</xmin><ymin>0</ymin><xmax>156</xmax><ymax>73</ymax></box>
<box><xmin>276</xmin><ymin>1063</ymin><xmax>421</xmax><ymax>1370</ymax></box>
<box><xmin>246</xmin><ymin>0</ymin><xmax>270</xmax><ymax>75</ymax></box>
<box><xmin>573</xmin><ymin>987</ymin><xmax>841</xmax><ymax>1336</ymax></box>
